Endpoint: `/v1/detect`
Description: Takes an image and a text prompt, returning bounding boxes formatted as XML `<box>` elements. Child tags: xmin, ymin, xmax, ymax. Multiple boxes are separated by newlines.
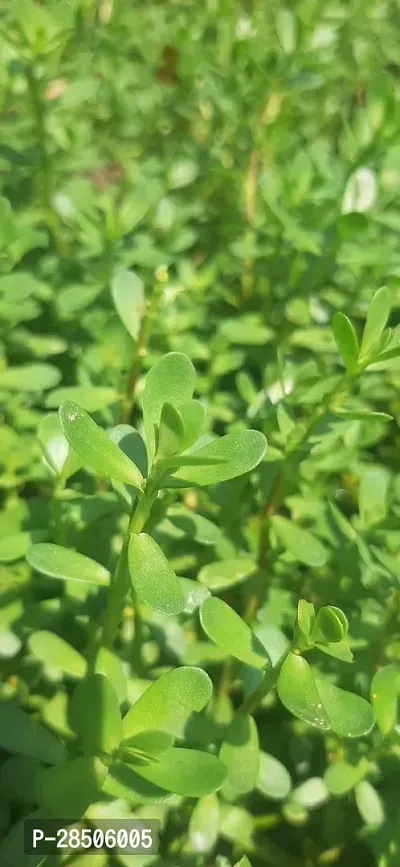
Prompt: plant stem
<box><xmin>237</xmin><ymin>649</ymin><xmax>290</xmax><ymax>715</ymax></box>
<box><xmin>119</xmin><ymin>278</ymin><xmax>165</xmax><ymax>424</ymax></box>
<box><xmin>25</xmin><ymin>63</ymin><xmax>68</xmax><ymax>258</ymax></box>
<box><xmin>101</xmin><ymin>471</ymin><xmax>159</xmax><ymax>652</ymax></box>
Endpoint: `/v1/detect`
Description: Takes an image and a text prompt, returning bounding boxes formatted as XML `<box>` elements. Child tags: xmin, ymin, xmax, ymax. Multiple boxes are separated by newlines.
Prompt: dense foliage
<box><xmin>0</xmin><ymin>2</ymin><xmax>400</xmax><ymax>866</ymax></box>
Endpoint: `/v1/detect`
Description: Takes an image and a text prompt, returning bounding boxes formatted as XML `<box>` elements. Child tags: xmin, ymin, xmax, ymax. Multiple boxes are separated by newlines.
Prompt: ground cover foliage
<box><xmin>0</xmin><ymin>1</ymin><xmax>400</xmax><ymax>866</ymax></box>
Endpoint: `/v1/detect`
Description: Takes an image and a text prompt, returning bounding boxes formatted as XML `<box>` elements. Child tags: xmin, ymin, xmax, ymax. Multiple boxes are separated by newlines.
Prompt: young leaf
<box><xmin>0</xmin><ymin>363</ymin><xmax>61</xmax><ymax>392</ymax></box>
<box><xmin>36</xmin><ymin>756</ymin><xmax>107</xmax><ymax>819</ymax></box>
<box><xmin>200</xmin><ymin>597</ymin><xmax>271</xmax><ymax>670</ymax></box>
<box><xmin>128</xmin><ymin>533</ymin><xmax>185</xmax><ymax>615</ymax></box>
<box><xmin>360</xmin><ymin>287</ymin><xmax>391</xmax><ymax>359</ymax></box>
<box><xmin>94</xmin><ymin>647</ymin><xmax>127</xmax><ymax>705</ymax></box>
<box><xmin>70</xmin><ymin>674</ymin><xmax>122</xmax><ymax>755</ymax></box>
<box><xmin>0</xmin><ymin>531</ymin><xmax>47</xmax><ymax>564</ymax></box>
<box><xmin>333</xmin><ymin>409</ymin><xmax>392</xmax><ymax>421</ymax></box>
<box><xmin>103</xmin><ymin>760</ymin><xmax>176</xmax><ymax>803</ymax></box>
<box><xmin>198</xmin><ymin>557</ymin><xmax>256</xmax><ymax>591</ymax></box>
<box><xmin>46</xmin><ymin>387</ymin><xmax>119</xmax><ymax>413</ymax></box>
<box><xmin>257</xmin><ymin>751</ymin><xmax>292</xmax><ymax>801</ymax></box>
<box><xmin>233</xmin><ymin>858</ymin><xmax>252</xmax><ymax>867</ymax></box>
<box><xmin>121</xmin><ymin>730</ymin><xmax>174</xmax><ymax>758</ymax></box>
<box><xmin>219</xmin><ymin>715</ymin><xmax>259</xmax><ymax>793</ymax></box>
<box><xmin>111</xmin><ymin>270</ymin><xmax>145</xmax><ymax>340</ymax></box>
<box><xmin>277</xmin><ymin>654</ymin><xmax>375</xmax><ymax>738</ymax></box>
<box><xmin>132</xmin><ymin>747</ymin><xmax>227</xmax><ymax>797</ymax></box>
<box><xmin>157</xmin><ymin>402</ymin><xmax>185</xmax><ymax>458</ymax></box>
<box><xmin>38</xmin><ymin>413</ymin><xmax>81</xmax><ymax>478</ymax></box>
<box><xmin>167</xmin><ymin>429</ymin><xmax>267</xmax><ymax>487</ymax></box>
<box><xmin>371</xmin><ymin>664</ymin><xmax>400</xmax><ymax>735</ymax></box>
<box><xmin>295</xmin><ymin>599</ymin><xmax>316</xmax><ymax>645</ymax></box>
<box><xmin>122</xmin><ymin>666</ymin><xmax>213</xmax><ymax>738</ymax></box>
<box><xmin>28</xmin><ymin>631</ymin><xmax>86</xmax><ymax>679</ymax></box>
<box><xmin>331</xmin><ymin>312</ymin><xmax>359</xmax><ymax>372</ymax></box>
<box><xmin>143</xmin><ymin>352</ymin><xmax>196</xmax><ymax>461</ymax></box>
<box><xmin>188</xmin><ymin>793</ymin><xmax>220</xmax><ymax>853</ymax></box>
<box><xmin>27</xmin><ymin>543</ymin><xmax>110</xmax><ymax>586</ymax></box>
<box><xmin>354</xmin><ymin>780</ymin><xmax>385</xmax><ymax>828</ymax></box>
<box><xmin>312</xmin><ymin>606</ymin><xmax>348</xmax><ymax>644</ymax></box>
<box><xmin>271</xmin><ymin>516</ymin><xmax>327</xmax><ymax>567</ymax></box>
<box><xmin>59</xmin><ymin>401</ymin><xmax>143</xmax><ymax>489</ymax></box>
<box><xmin>0</xmin><ymin>702</ymin><xmax>66</xmax><ymax>764</ymax></box>
<box><xmin>324</xmin><ymin>758</ymin><xmax>369</xmax><ymax>796</ymax></box>
<box><xmin>178</xmin><ymin>399</ymin><xmax>205</xmax><ymax>450</ymax></box>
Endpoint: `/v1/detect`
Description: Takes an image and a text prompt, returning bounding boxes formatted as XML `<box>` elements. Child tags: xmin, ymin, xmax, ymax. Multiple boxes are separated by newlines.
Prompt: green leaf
<box><xmin>128</xmin><ymin>533</ymin><xmax>185</xmax><ymax>615</ymax></box>
<box><xmin>59</xmin><ymin>401</ymin><xmax>143</xmax><ymax>489</ymax></box>
<box><xmin>333</xmin><ymin>409</ymin><xmax>392</xmax><ymax>421</ymax></box>
<box><xmin>132</xmin><ymin>747</ymin><xmax>227</xmax><ymax>797</ymax></box>
<box><xmin>167</xmin><ymin>430</ymin><xmax>267</xmax><ymax>487</ymax></box>
<box><xmin>27</xmin><ymin>543</ymin><xmax>110</xmax><ymax>586</ymax></box>
<box><xmin>188</xmin><ymin>793</ymin><xmax>220</xmax><ymax>853</ymax></box>
<box><xmin>0</xmin><ymin>531</ymin><xmax>47</xmax><ymax>564</ymax></box>
<box><xmin>157</xmin><ymin>402</ymin><xmax>185</xmax><ymax>458</ymax></box>
<box><xmin>38</xmin><ymin>413</ymin><xmax>81</xmax><ymax>478</ymax></box>
<box><xmin>324</xmin><ymin>758</ymin><xmax>369</xmax><ymax>796</ymax></box>
<box><xmin>295</xmin><ymin>599</ymin><xmax>316</xmax><ymax>644</ymax></box>
<box><xmin>257</xmin><ymin>751</ymin><xmax>292</xmax><ymax>801</ymax></box>
<box><xmin>111</xmin><ymin>270</ymin><xmax>145</xmax><ymax>340</ymax></box>
<box><xmin>219</xmin><ymin>714</ymin><xmax>259</xmax><ymax>793</ymax></box>
<box><xmin>271</xmin><ymin>516</ymin><xmax>328</xmax><ymax>567</ymax></box>
<box><xmin>121</xmin><ymin>730</ymin><xmax>174</xmax><ymax>758</ymax></box>
<box><xmin>45</xmin><ymin>387</ymin><xmax>119</xmax><ymax>413</ymax></box>
<box><xmin>359</xmin><ymin>466</ymin><xmax>390</xmax><ymax>528</ymax></box>
<box><xmin>198</xmin><ymin>557</ymin><xmax>256</xmax><ymax>591</ymax></box>
<box><xmin>108</xmin><ymin>425</ymin><xmax>148</xmax><ymax>479</ymax></box>
<box><xmin>179</xmin><ymin>577</ymin><xmax>210</xmax><ymax>614</ymax></box>
<box><xmin>354</xmin><ymin>780</ymin><xmax>385</xmax><ymax>828</ymax></box>
<box><xmin>371</xmin><ymin>664</ymin><xmax>400</xmax><ymax>735</ymax></box>
<box><xmin>360</xmin><ymin>287</ymin><xmax>391</xmax><ymax>359</ymax></box>
<box><xmin>123</xmin><ymin>666</ymin><xmax>213</xmax><ymax>738</ymax></box>
<box><xmin>312</xmin><ymin>606</ymin><xmax>348</xmax><ymax>644</ymax></box>
<box><xmin>143</xmin><ymin>353</ymin><xmax>196</xmax><ymax>461</ymax></box>
<box><xmin>367</xmin><ymin>72</ymin><xmax>395</xmax><ymax>131</ymax></box>
<box><xmin>36</xmin><ymin>756</ymin><xmax>107</xmax><ymax>819</ymax></box>
<box><xmin>277</xmin><ymin>654</ymin><xmax>375</xmax><ymax>738</ymax></box>
<box><xmin>233</xmin><ymin>858</ymin><xmax>252</xmax><ymax>867</ymax></box>
<box><xmin>331</xmin><ymin>313</ymin><xmax>359</xmax><ymax>372</ymax></box>
<box><xmin>200</xmin><ymin>597</ymin><xmax>271</xmax><ymax>669</ymax></box>
<box><xmin>163</xmin><ymin>505</ymin><xmax>222</xmax><ymax>546</ymax></box>
<box><xmin>103</xmin><ymin>761</ymin><xmax>176</xmax><ymax>804</ymax></box>
<box><xmin>178</xmin><ymin>399</ymin><xmax>205</xmax><ymax>450</ymax></box>
<box><xmin>0</xmin><ymin>363</ymin><xmax>61</xmax><ymax>391</ymax></box>
<box><xmin>292</xmin><ymin>778</ymin><xmax>329</xmax><ymax>808</ymax></box>
<box><xmin>28</xmin><ymin>631</ymin><xmax>86</xmax><ymax>679</ymax></box>
<box><xmin>0</xmin><ymin>701</ymin><xmax>66</xmax><ymax>763</ymax></box>
<box><xmin>94</xmin><ymin>647</ymin><xmax>126</xmax><ymax>705</ymax></box>
<box><xmin>70</xmin><ymin>674</ymin><xmax>122</xmax><ymax>755</ymax></box>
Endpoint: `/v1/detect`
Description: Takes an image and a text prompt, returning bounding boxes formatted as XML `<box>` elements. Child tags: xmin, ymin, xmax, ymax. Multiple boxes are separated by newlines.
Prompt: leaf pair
<box><xmin>143</xmin><ymin>352</ymin><xmax>267</xmax><ymax>482</ymax></box>
<box><xmin>277</xmin><ymin>653</ymin><xmax>375</xmax><ymax>738</ymax></box>
<box><xmin>332</xmin><ymin>286</ymin><xmax>393</xmax><ymax>373</ymax></box>
<box><xmin>294</xmin><ymin>599</ymin><xmax>352</xmax><ymax>662</ymax></box>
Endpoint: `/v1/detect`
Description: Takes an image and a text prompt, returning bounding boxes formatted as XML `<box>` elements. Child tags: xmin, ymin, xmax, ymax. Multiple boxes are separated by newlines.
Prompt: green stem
<box><xmin>237</xmin><ymin>649</ymin><xmax>290</xmax><ymax>715</ymax></box>
<box><xmin>101</xmin><ymin>472</ymin><xmax>159</xmax><ymax>652</ymax></box>
<box><xmin>119</xmin><ymin>279</ymin><xmax>165</xmax><ymax>424</ymax></box>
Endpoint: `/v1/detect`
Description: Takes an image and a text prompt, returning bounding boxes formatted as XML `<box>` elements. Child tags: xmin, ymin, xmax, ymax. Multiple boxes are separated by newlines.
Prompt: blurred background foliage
<box><xmin>0</xmin><ymin>1</ymin><xmax>400</xmax><ymax>866</ymax></box>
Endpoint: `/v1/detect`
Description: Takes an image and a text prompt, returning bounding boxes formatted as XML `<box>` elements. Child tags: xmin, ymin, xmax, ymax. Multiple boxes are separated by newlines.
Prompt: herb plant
<box><xmin>1</xmin><ymin>3</ymin><xmax>400</xmax><ymax>867</ymax></box>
